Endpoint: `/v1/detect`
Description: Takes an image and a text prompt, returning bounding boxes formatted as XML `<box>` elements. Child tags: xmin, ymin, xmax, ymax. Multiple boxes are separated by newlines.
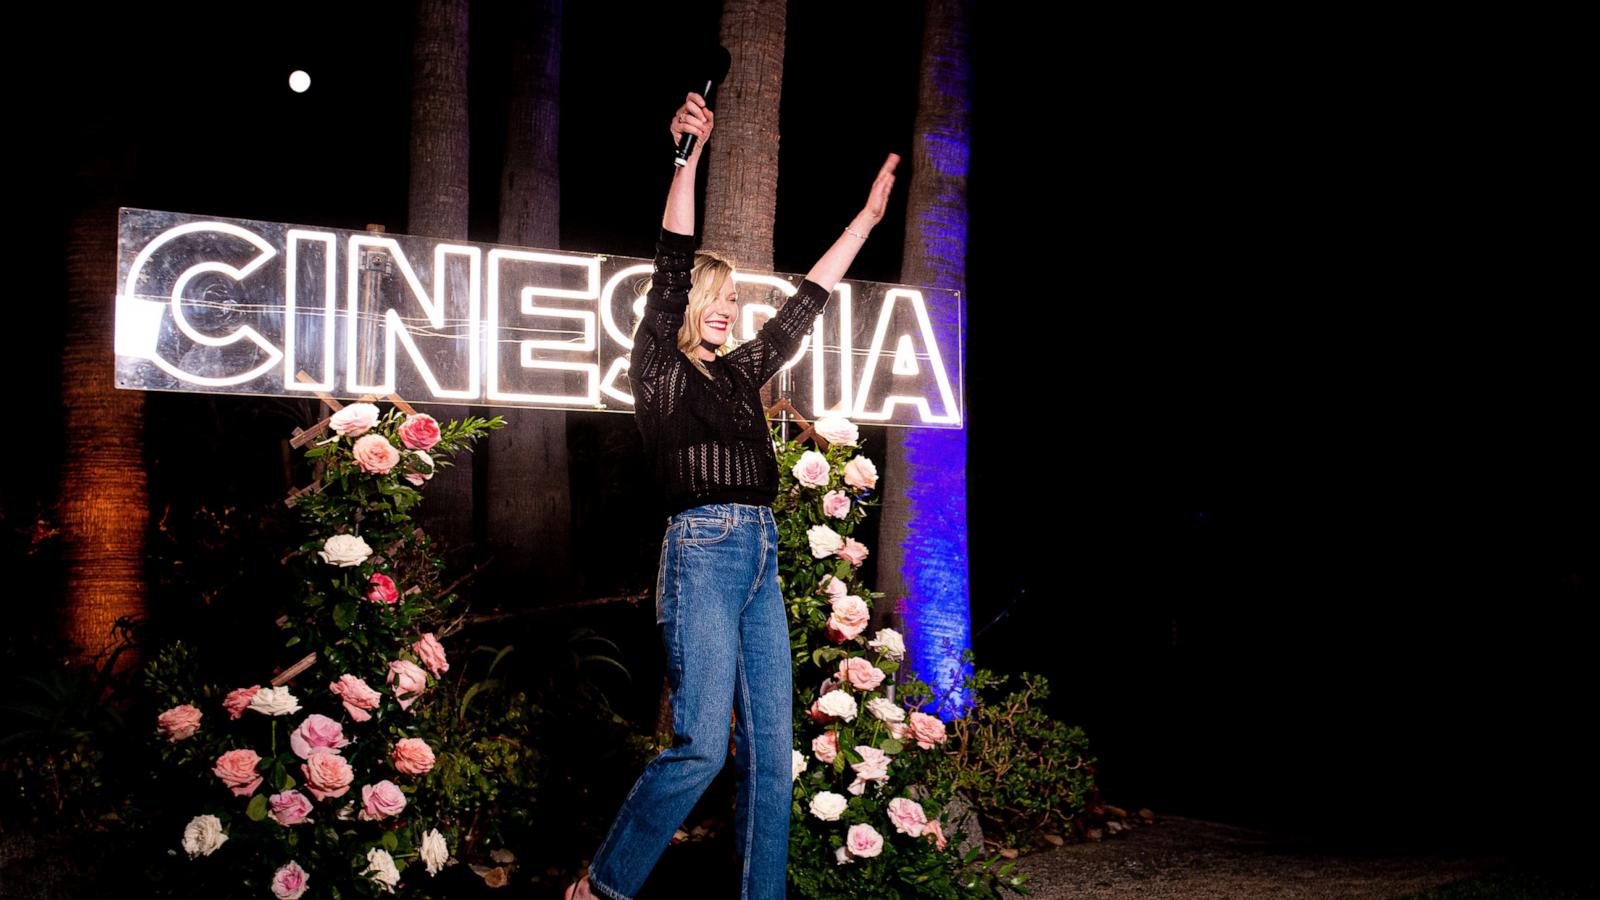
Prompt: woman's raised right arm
<box><xmin>630</xmin><ymin>94</ymin><xmax>715</xmax><ymax>409</ymax></box>
<box><xmin>663</xmin><ymin>92</ymin><xmax>711</xmax><ymax>233</ymax></box>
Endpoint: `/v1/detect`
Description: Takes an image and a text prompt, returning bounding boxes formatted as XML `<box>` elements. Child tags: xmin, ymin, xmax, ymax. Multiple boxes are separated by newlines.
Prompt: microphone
<box><xmin>675</xmin><ymin>46</ymin><xmax>733</xmax><ymax>167</ymax></box>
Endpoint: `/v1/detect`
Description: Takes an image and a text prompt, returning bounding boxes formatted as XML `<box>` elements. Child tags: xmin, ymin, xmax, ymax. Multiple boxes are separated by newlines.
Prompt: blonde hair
<box><xmin>634</xmin><ymin>248</ymin><xmax>744</xmax><ymax>380</ymax></box>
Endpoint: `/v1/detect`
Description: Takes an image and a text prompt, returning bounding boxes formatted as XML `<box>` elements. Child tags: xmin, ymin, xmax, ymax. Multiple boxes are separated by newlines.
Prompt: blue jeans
<box><xmin>587</xmin><ymin>502</ymin><xmax>794</xmax><ymax>900</ymax></box>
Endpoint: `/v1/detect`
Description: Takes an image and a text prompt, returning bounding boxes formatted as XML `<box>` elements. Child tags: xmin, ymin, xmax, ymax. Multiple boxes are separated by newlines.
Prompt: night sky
<box><xmin>15</xmin><ymin>2</ymin><xmax>1591</xmax><ymax>852</ymax></box>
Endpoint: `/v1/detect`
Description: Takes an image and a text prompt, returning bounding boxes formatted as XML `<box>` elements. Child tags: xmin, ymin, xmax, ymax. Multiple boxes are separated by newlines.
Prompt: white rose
<box><xmin>835</xmin><ymin>845</ymin><xmax>854</xmax><ymax>866</ymax></box>
<box><xmin>318</xmin><ymin>534</ymin><xmax>373</xmax><ymax>567</ymax></box>
<box><xmin>792</xmin><ymin>749</ymin><xmax>806</xmax><ymax>781</ymax></box>
<box><xmin>867</xmin><ymin>628</ymin><xmax>906</xmax><ymax>661</ymax></box>
<box><xmin>815</xmin><ymin>416</ymin><xmax>860</xmax><ymax>446</ymax></box>
<box><xmin>791</xmin><ymin>450</ymin><xmax>831</xmax><ymax>488</ymax></box>
<box><xmin>806</xmin><ymin>524</ymin><xmax>844</xmax><ymax>559</ymax></box>
<box><xmin>843</xmin><ymin>456</ymin><xmax>878</xmax><ymax>491</ymax></box>
<box><xmin>363</xmin><ymin>847</ymin><xmax>401</xmax><ymax>893</ymax></box>
<box><xmin>329</xmin><ymin>402</ymin><xmax>380</xmax><ymax>437</ymax></box>
<box><xmin>808</xmin><ymin>791</ymin><xmax>849</xmax><ymax>821</ymax></box>
<box><xmin>866</xmin><ymin>697</ymin><xmax>906</xmax><ymax>724</ymax></box>
<box><xmin>817</xmin><ymin>689</ymin><xmax>858</xmax><ymax>722</ymax></box>
<box><xmin>181</xmin><ymin>814</ymin><xmax>227</xmax><ymax>858</ymax></box>
<box><xmin>247</xmin><ymin>686</ymin><xmax>302</xmax><ymax>717</ymax></box>
<box><xmin>419</xmin><ymin>828</ymin><xmax>449</xmax><ymax>876</ymax></box>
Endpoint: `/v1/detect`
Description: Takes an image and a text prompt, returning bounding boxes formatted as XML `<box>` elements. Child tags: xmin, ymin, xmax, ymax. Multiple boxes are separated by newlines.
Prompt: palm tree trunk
<box><xmin>876</xmin><ymin>0</ymin><xmax>974</xmax><ymax>717</ymax></box>
<box><xmin>407</xmin><ymin>0</ymin><xmax>479</xmax><ymax>562</ymax></box>
<box><xmin>60</xmin><ymin>172</ymin><xmax>146</xmax><ymax>673</ymax></box>
<box><xmin>489</xmin><ymin>0</ymin><xmax>575</xmax><ymax>599</ymax></box>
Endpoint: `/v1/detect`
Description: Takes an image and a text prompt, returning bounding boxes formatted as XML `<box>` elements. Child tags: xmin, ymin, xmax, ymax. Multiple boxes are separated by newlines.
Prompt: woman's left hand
<box><xmin>858</xmin><ymin>153</ymin><xmax>901</xmax><ymax>225</ymax></box>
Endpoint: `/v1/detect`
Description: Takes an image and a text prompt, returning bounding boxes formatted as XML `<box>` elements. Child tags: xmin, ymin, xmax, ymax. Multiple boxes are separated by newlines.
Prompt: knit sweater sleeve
<box><xmin>629</xmin><ymin>227</ymin><xmax>697</xmax><ymax>420</ymax></box>
<box><xmin>722</xmin><ymin>279</ymin><xmax>831</xmax><ymax>387</ymax></box>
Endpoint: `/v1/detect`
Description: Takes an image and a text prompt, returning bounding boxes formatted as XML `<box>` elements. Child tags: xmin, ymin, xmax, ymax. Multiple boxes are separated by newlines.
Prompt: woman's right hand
<box><xmin>670</xmin><ymin>92</ymin><xmax>714</xmax><ymax>165</ymax></box>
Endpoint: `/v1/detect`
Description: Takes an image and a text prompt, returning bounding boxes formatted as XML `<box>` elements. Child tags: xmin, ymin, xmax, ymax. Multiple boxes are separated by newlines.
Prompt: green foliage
<box><xmin>931</xmin><ymin>655</ymin><xmax>1097</xmax><ymax>852</ymax></box>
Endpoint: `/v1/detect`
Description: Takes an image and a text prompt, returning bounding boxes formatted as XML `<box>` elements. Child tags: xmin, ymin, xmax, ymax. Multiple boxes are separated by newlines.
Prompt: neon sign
<box><xmin>115</xmin><ymin>209</ymin><xmax>964</xmax><ymax>428</ymax></box>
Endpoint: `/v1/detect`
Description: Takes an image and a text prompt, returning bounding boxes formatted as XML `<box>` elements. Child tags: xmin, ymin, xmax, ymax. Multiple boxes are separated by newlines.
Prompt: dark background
<box><xmin>10</xmin><ymin>1</ymin><xmax>1589</xmax><ymax>855</ymax></box>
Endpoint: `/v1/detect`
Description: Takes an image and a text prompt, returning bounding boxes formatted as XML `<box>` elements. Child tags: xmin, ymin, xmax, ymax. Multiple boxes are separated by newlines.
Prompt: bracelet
<box><xmin>845</xmin><ymin>227</ymin><xmax>869</xmax><ymax>240</ymax></box>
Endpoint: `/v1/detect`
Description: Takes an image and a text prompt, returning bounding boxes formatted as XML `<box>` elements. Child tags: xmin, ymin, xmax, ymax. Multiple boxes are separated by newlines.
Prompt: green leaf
<box><xmin>332</xmin><ymin>600</ymin><xmax>358</xmax><ymax>630</ymax></box>
<box><xmin>381</xmin><ymin>830</ymin><xmax>399</xmax><ymax>852</ymax></box>
<box><xmin>245</xmin><ymin>793</ymin><xmax>269</xmax><ymax>822</ymax></box>
<box><xmin>284</xmin><ymin>635</ymin><xmax>302</xmax><ymax>648</ymax></box>
<box><xmin>879</xmin><ymin>738</ymin><xmax>904</xmax><ymax>755</ymax></box>
<box><xmin>458</xmin><ymin>680</ymin><xmax>499</xmax><ymax>720</ymax></box>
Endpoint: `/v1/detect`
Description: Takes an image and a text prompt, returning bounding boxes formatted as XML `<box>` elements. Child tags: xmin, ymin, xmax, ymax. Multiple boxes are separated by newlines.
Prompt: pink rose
<box><xmin>367</xmin><ymin>573</ymin><xmax>399</xmax><ymax>605</ymax></box>
<box><xmin>387</xmin><ymin>659</ymin><xmax>428</xmax><ymax>711</ymax></box>
<box><xmin>908</xmin><ymin>711</ymin><xmax>948</xmax><ymax>749</ymax></box>
<box><xmin>289</xmin><ymin>714</ymin><xmax>350</xmax><ymax>760</ymax></box>
<box><xmin>886</xmin><ymin>721</ymin><xmax>909</xmax><ymax>741</ymax></box>
<box><xmin>792</xmin><ymin>450</ymin><xmax>831</xmax><ymax>488</ymax></box>
<box><xmin>221</xmin><ymin>687</ymin><xmax>260</xmax><ymax>721</ymax></box>
<box><xmin>837</xmin><ymin>538</ymin><xmax>870</xmax><ymax>568</ymax></box>
<box><xmin>269</xmin><ymin>790</ymin><xmax>314</xmax><ymax>826</ymax></box>
<box><xmin>392</xmin><ymin>737</ymin><xmax>436</xmax><ymax>775</ymax></box>
<box><xmin>329</xmin><ymin>402</ymin><xmax>379</xmax><ymax>437</ymax></box>
<box><xmin>359</xmin><ymin>779</ymin><xmax>408</xmax><ymax>821</ymax></box>
<box><xmin>836</xmin><ymin>657</ymin><xmax>886</xmax><ymax>691</ymax></box>
<box><xmin>827</xmin><ymin>595</ymin><xmax>871</xmax><ymax>642</ymax></box>
<box><xmin>924</xmin><ymin>818</ymin><xmax>948</xmax><ymax>851</ymax></box>
<box><xmin>818</xmin><ymin>574</ymin><xmax>849</xmax><ymax>599</ymax></box>
<box><xmin>271</xmin><ymin>860</ymin><xmax>310</xmax><ymax>900</ymax></box>
<box><xmin>844</xmin><ymin>455</ymin><xmax>878</xmax><ymax>491</ymax></box>
<box><xmin>300</xmin><ymin>749</ymin><xmax>354</xmax><ymax>801</ymax></box>
<box><xmin>811</xmin><ymin>731</ymin><xmax>839</xmax><ymax>763</ymax></box>
<box><xmin>821</xmin><ymin>490</ymin><xmax>851</xmax><ymax>519</ymax></box>
<box><xmin>887</xmin><ymin>797</ymin><xmax>929</xmax><ymax>837</ymax></box>
<box><xmin>398</xmin><ymin>413</ymin><xmax>442</xmax><ymax>450</ymax></box>
<box><xmin>330</xmin><ymin>674</ymin><xmax>382</xmax><ymax>722</ymax></box>
<box><xmin>848</xmin><ymin>745</ymin><xmax>891</xmax><ymax>796</ymax></box>
<box><xmin>352</xmin><ymin>433</ymin><xmax>401</xmax><ymax>474</ymax></box>
<box><xmin>212</xmin><ymin>748</ymin><xmax>263</xmax><ymax>797</ymax></box>
<box><xmin>846</xmin><ymin>822</ymin><xmax>884</xmax><ymax>858</ymax></box>
<box><xmin>404</xmin><ymin>450</ymin><xmax>435</xmax><ymax>487</ymax></box>
<box><xmin>412</xmin><ymin>632</ymin><xmax>449</xmax><ymax>677</ymax></box>
<box><xmin>157</xmin><ymin>704</ymin><xmax>202</xmax><ymax>741</ymax></box>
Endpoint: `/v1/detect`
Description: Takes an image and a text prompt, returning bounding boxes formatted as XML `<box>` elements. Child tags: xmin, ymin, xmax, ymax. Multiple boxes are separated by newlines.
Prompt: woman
<box><xmin>568</xmin><ymin>91</ymin><xmax>898</xmax><ymax>900</ymax></box>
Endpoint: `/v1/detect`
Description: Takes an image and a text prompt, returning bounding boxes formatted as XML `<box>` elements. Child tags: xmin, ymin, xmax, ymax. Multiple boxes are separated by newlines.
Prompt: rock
<box><xmin>1105</xmin><ymin>805</ymin><xmax>1127</xmax><ymax>818</ymax></box>
<box><xmin>1042</xmin><ymin>833</ymin><xmax>1065</xmax><ymax>846</ymax></box>
<box><xmin>1086</xmin><ymin>827</ymin><xmax>1104</xmax><ymax>842</ymax></box>
<box><xmin>908</xmin><ymin>785</ymin><xmax>984</xmax><ymax>861</ymax></box>
<box><xmin>999</xmin><ymin>848</ymin><xmax>1019</xmax><ymax>859</ymax></box>
<box><xmin>1138</xmin><ymin>808</ymin><xmax>1155</xmax><ymax>821</ymax></box>
<box><xmin>1107</xmin><ymin>820</ymin><xmax>1125</xmax><ymax>835</ymax></box>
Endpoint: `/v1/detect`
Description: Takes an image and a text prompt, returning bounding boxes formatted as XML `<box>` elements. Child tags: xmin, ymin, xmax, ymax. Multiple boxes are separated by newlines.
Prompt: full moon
<box><xmin>288</xmin><ymin>70</ymin><xmax>311</xmax><ymax>93</ymax></box>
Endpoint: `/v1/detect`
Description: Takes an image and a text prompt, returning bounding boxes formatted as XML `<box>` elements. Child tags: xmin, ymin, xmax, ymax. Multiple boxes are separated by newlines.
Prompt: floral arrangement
<box><xmin>144</xmin><ymin>403</ymin><xmax>503</xmax><ymax>897</ymax></box>
<box><xmin>775</xmin><ymin>417</ymin><xmax>1017</xmax><ymax>897</ymax></box>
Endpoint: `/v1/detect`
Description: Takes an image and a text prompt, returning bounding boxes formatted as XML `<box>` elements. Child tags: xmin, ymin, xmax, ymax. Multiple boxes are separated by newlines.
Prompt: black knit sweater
<box><xmin>628</xmin><ymin>227</ymin><xmax>831</xmax><ymax>519</ymax></box>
